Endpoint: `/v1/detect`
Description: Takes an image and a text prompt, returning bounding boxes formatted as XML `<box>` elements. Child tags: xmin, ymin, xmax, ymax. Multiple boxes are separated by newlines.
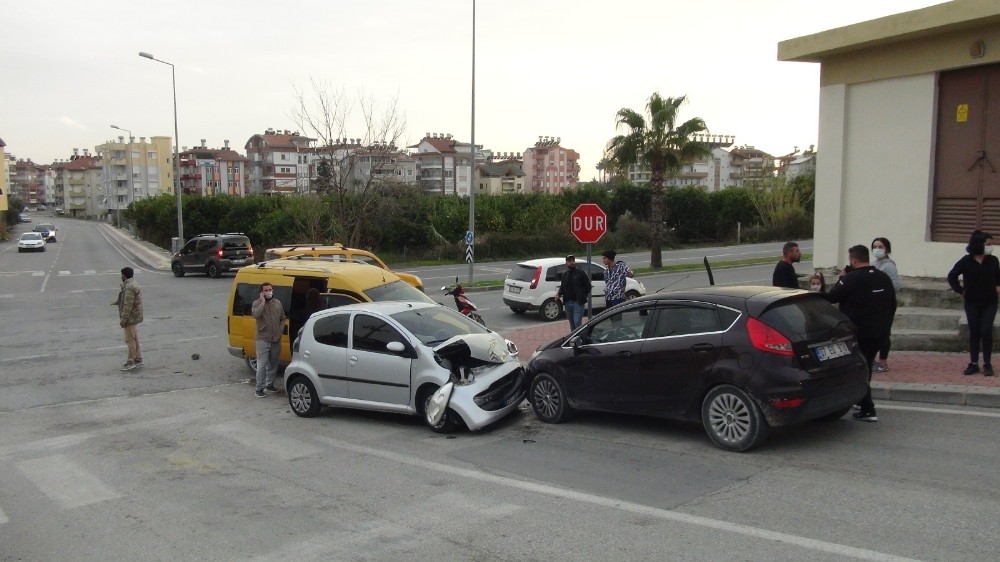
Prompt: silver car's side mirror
<box><xmin>386</xmin><ymin>341</ymin><xmax>406</xmax><ymax>353</ymax></box>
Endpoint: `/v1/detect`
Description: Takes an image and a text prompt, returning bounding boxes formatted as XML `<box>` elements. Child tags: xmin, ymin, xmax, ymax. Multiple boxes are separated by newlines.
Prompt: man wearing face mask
<box><xmin>252</xmin><ymin>281</ymin><xmax>286</xmax><ymax>397</ymax></box>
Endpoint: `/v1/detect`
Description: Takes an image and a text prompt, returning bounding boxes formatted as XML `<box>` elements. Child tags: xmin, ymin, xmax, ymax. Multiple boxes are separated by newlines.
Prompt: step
<box><xmin>891</xmin><ymin>329</ymin><xmax>966</xmax><ymax>352</ymax></box>
<box><xmin>893</xmin><ymin>307</ymin><xmax>961</xmax><ymax>331</ymax></box>
<box><xmin>897</xmin><ymin>285</ymin><xmax>963</xmax><ymax>310</ymax></box>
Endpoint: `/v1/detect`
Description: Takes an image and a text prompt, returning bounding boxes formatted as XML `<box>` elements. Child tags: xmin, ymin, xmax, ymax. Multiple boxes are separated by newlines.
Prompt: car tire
<box><xmin>287</xmin><ymin>375</ymin><xmax>320</xmax><ymax>417</ymax></box>
<box><xmin>529</xmin><ymin>373</ymin><xmax>572</xmax><ymax>423</ymax></box>
<box><xmin>510</xmin><ymin>307</ymin><xmax>526</xmax><ymax>315</ymax></box>
<box><xmin>18</xmin><ymin>249</ymin><xmax>23</xmax><ymax>253</ymax></box>
<box><xmin>539</xmin><ymin>298</ymin><xmax>562</xmax><ymax>322</ymax></box>
<box><xmin>813</xmin><ymin>406</ymin><xmax>852</xmax><ymax>422</ymax></box>
<box><xmin>41</xmin><ymin>247</ymin><xmax>46</xmax><ymax>252</ymax></box>
<box><xmin>421</xmin><ymin>387</ymin><xmax>462</xmax><ymax>434</ymax></box>
<box><xmin>625</xmin><ymin>290</ymin><xmax>641</xmax><ymax>300</ymax></box>
<box><xmin>245</xmin><ymin>355</ymin><xmax>258</xmax><ymax>373</ymax></box>
<box><xmin>701</xmin><ymin>385</ymin><xmax>769</xmax><ymax>452</ymax></box>
<box><xmin>171</xmin><ymin>262</ymin><xmax>185</xmax><ymax>277</ymax></box>
<box><xmin>206</xmin><ymin>262</ymin><xmax>222</xmax><ymax>278</ymax></box>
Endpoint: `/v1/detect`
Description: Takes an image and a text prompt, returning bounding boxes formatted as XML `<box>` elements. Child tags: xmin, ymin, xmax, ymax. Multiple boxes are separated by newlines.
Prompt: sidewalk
<box><xmin>98</xmin><ymin>222</ymin><xmax>172</xmax><ymax>271</ymax></box>
<box><xmin>501</xmin><ymin>322</ymin><xmax>1000</xmax><ymax>410</ymax></box>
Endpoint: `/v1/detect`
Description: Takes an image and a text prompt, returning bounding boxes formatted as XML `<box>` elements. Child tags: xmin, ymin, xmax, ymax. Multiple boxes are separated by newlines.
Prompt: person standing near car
<box><xmin>871</xmin><ymin>237</ymin><xmax>902</xmax><ymax>373</ymax></box>
<box><xmin>601</xmin><ymin>249</ymin><xmax>633</xmax><ymax>308</ymax></box>
<box><xmin>112</xmin><ymin>267</ymin><xmax>144</xmax><ymax>371</ymax></box>
<box><xmin>947</xmin><ymin>230</ymin><xmax>1000</xmax><ymax>377</ymax></box>
<box><xmin>555</xmin><ymin>255</ymin><xmax>592</xmax><ymax>331</ymax></box>
<box><xmin>772</xmin><ymin>241</ymin><xmax>802</xmax><ymax>288</ymax></box>
<box><xmin>825</xmin><ymin>245</ymin><xmax>897</xmax><ymax>423</ymax></box>
<box><xmin>252</xmin><ymin>282</ymin><xmax>286</xmax><ymax>397</ymax></box>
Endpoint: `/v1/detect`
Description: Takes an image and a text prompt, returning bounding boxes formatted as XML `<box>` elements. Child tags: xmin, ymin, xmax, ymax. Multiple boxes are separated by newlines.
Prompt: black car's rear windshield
<box><xmin>759</xmin><ymin>296</ymin><xmax>852</xmax><ymax>341</ymax></box>
<box><xmin>221</xmin><ymin>237</ymin><xmax>251</xmax><ymax>250</ymax></box>
<box><xmin>508</xmin><ymin>265</ymin><xmax>539</xmax><ymax>282</ymax></box>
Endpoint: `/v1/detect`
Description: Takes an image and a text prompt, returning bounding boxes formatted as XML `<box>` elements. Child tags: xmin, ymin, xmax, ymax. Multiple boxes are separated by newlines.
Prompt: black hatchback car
<box><xmin>171</xmin><ymin>233</ymin><xmax>254</xmax><ymax>278</ymax></box>
<box><xmin>525</xmin><ymin>286</ymin><xmax>869</xmax><ymax>452</ymax></box>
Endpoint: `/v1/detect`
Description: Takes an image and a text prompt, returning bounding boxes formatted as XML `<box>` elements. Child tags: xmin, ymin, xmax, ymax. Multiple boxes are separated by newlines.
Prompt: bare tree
<box><xmin>291</xmin><ymin>78</ymin><xmax>408</xmax><ymax>247</ymax></box>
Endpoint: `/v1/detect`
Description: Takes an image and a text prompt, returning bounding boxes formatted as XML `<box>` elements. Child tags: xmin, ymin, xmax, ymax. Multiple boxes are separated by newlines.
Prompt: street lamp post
<box><xmin>468</xmin><ymin>0</ymin><xmax>476</xmax><ymax>284</ymax></box>
<box><xmin>139</xmin><ymin>51</ymin><xmax>184</xmax><ymax>246</ymax></box>
<box><xmin>111</xmin><ymin>125</ymin><xmax>132</xmax><ymax>229</ymax></box>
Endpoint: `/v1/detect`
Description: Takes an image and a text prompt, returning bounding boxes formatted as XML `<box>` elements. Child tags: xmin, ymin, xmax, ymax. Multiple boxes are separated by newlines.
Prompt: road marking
<box><xmin>58</xmin><ymin>270</ymin><xmax>70</xmax><ymax>275</ymax></box>
<box><xmin>17</xmin><ymin>454</ymin><xmax>121</xmax><ymax>509</ymax></box>
<box><xmin>208</xmin><ymin>421</ymin><xmax>321</xmax><ymax>460</ymax></box>
<box><xmin>32</xmin><ymin>271</ymin><xmax>44</xmax><ymax>277</ymax></box>
<box><xmin>0</xmin><ymin>354</ymin><xmax>56</xmax><ymax>363</ymax></box>
<box><xmin>880</xmin><ymin>404</ymin><xmax>1000</xmax><ymax>418</ymax></box>
<box><xmin>314</xmin><ymin>436</ymin><xmax>919</xmax><ymax>562</ymax></box>
<box><xmin>0</xmin><ymin>506</ymin><xmax>7</xmax><ymax>525</ymax></box>
<box><xmin>178</xmin><ymin>335</ymin><xmax>219</xmax><ymax>343</ymax></box>
<box><xmin>84</xmin><ymin>270</ymin><xmax>96</xmax><ymax>275</ymax></box>
<box><xmin>40</xmin><ymin>272</ymin><xmax>50</xmax><ymax>293</ymax></box>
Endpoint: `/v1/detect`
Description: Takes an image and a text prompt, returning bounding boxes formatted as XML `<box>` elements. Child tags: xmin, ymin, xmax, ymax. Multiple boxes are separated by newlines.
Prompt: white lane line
<box><xmin>314</xmin><ymin>437</ymin><xmax>919</xmax><ymax>562</ymax></box>
<box><xmin>92</xmin><ymin>345</ymin><xmax>126</xmax><ymax>352</ymax></box>
<box><xmin>177</xmin><ymin>335</ymin><xmax>219</xmax><ymax>343</ymax></box>
<box><xmin>208</xmin><ymin>421</ymin><xmax>321</xmax><ymax>461</ymax></box>
<box><xmin>17</xmin><ymin>454</ymin><xmax>121</xmax><ymax>509</ymax></box>
<box><xmin>58</xmin><ymin>270</ymin><xmax>71</xmax><ymax>275</ymax></box>
<box><xmin>0</xmin><ymin>354</ymin><xmax>56</xmax><ymax>363</ymax></box>
<box><xmin>32</xmin><ymin>271</ymin><xmax>44</xmax><ymax>277</ymax></box>
<box><xmin>40</xmin><ymin>272</ymin><xmax>50</xmax><ymax>293</ymax></box>
<box><xmin>880</xmin><ymin>404</ymin><xmax>1000</xmax><ymax>418</ymax></box>
<box><xmin>84</xmin><ymin>270</ymin><xmax>96</xmax><ymax>275</ymax></box>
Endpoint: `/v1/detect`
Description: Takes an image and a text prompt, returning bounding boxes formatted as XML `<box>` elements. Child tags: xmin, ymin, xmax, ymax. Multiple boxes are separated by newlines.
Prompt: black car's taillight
<box><xmin>747</xmin><ymin>317</ymin><xmax>794</xmax><ymax>356</ymax></box>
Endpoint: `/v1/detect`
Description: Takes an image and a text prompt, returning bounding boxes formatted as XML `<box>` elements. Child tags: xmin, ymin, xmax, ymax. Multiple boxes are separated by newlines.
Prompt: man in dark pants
<box><xmin>772</xmin><ymin>241</ymin><xmax>802</xmax><ymax>288</ymax></box>
<box><xmin>826</xmin><ymin>245</ymin><xmax>897</xmax><ymax>422</ymax></box>
<box><xmin>555</xmin><ymin>255</ymin><xmax>592</xmax><ymax>331</ymax></box>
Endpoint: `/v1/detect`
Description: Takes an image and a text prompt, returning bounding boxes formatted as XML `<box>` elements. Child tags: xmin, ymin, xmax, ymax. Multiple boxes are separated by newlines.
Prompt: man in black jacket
<box><xmin>556</xmin><ymin>255</ymin><xmax>592</xmax><ymax>331</ymax></box>
<box><xmin>826</xmin><ymin>245</ymin><xmax>897</xmax><ymax>422</ymax></box>
<box><xmin>772</xmin><ymin>241</ymin><xmax>802</xmax><ymax>288</ymax></box>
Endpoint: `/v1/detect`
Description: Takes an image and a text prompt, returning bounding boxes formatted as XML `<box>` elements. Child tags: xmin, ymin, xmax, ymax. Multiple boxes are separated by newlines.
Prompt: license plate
<box><xmin>231</xmin><ymin>259</ymin><xmax>245</xmax><ymax>264</ymax></box>
<box><xmin>815</xmin><ymin>341</ymin><xmax>850</xmax><ymax>361</ymax></box>
<box><xmin>507</xmin><ymin>285</ymin><xmax>521</xmax><ymax>294</ymax></box>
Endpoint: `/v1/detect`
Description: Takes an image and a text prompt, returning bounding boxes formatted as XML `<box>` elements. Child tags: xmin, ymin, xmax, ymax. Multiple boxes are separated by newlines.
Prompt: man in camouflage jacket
<box><xmin>112</xmin><ymin>267</ymin><xmax>144</xmax><ymax>371</ymax></box>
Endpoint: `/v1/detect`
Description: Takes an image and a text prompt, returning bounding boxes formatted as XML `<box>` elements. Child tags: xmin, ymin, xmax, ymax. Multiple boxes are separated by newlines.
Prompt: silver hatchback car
<box><xmin>284</xmin><ymin>301</ymin><xmax>526</xmax><ymax>432</ymax></box>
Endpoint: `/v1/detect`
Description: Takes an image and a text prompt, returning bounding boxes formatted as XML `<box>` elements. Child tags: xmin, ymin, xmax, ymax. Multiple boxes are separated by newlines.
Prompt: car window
<box><xmin>392</xmin><ymin>307</ymin><xmax>488</xmax><ymax>345</ymax></box>
<box><xmin>22</xmin><ymin>233</ymin><xmax>42</xmax><ymax>240</ymax></box>
<box><xmin>181</xmin><ymin>240</ymin><xmax>197</xmax><ymax>253</ymax></box>
<box><xmin>352</xmin><ymin>313</ymin><xmax>405</xmax><ymax>354</ymax></box>
<box><xmin>585</xmin><ymin>262</ymin><xmax>605</xmax><ymax>281</ymax></box>
<box><xmin>232</xmin><ymin>282</ymin><xmax>258</xmax><ymax>315</ymax></box>
<box><xmin>759</xmin><ymin>296</ymin><xmax>850</xmax><ymax>341</ymax></box>
<box><xmin>322</xmin><ymin>294</ymin><xmax>362</xmax><ymax>309</ymax></box>
<box><xmin>313</xmin><ymin>314</ymin><xmax>350</xmax><ymax>347</ymax></box>
<box><xmin>352</xmin><ymin>255</ymin><xmax>383</xmax><ymax>268</ymax></box>
<box><xmin>364</xmin><ymin>280</ymin><xmax>435</xmax><ymax>304</ymax></box>
<box><xmin>222</xmin><ymin>237</ymin><xmax>251</xmax><ymax>250</ymax></box>
<box><xmin>587</xmin><ymin>307</ymin><xmax>652</xmax><ymax>344</ymax></box>
<box><xmin>196</xmin><ymin>240</ymin><xmax>217</xmax><ymax>252</ymax></box>
<box><xmin>508</xmin><ymin>265</ymin><xmax>540</xmax><ymax>283</ymax></box>
<box><xmin>651</xmin><ymin>304</ymin><xmax>722</xmax><ymax>338</ymax></box>
<box><xmin>547</xmin><ymin>264</ymin><xmax>567</xmax><ymax>282</ymax></box>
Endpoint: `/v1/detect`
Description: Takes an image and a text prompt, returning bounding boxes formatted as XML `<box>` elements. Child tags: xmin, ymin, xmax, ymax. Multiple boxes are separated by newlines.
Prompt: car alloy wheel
<box><xmin>539</xmin><ymin>298</ymin><xmax>562</xmax><ymax>322</ymax></box>
<box><xmin>530</xmin><ymin>373</ymin><xmax>572</xmax><ymax>423</ymax></box>
<box><xmin>287</xmin><ymin>375</ymin><xmax>320</xmax><ymax>417</ymax></box>
<box><xmin>701</xmin><ymin>385</ymin><xmax>768</xmax><ymax>452</ymax></box>
<box><xmin>625</xmin><ymin>290</ymin><xmax>641</xmax><ymax>300</ymax></box>
<box><xmin>171</xmin><ymin>262</ymin><xmax>185</xmax><ymax>277</ymax></box>
<box><xmin>245</xmin><ymin>355</ymin><xmax>258</xmax><ymax>373</ymax></box>
<box><xmin>421</xmin><ymin>387</ymin><xmax>461</xmax><ymax>434</ymax></box>
<box><xmin>207</xmin><ymin>262</ymin><xmax>222</xmax><ymax>278</ymax></box>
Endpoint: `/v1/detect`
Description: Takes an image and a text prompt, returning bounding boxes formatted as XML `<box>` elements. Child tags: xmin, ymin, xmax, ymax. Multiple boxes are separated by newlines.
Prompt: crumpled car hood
<box><xmin>433</xmin><ymin>333</ymin><xmax>517</xmax><ymax>367</ymax></box>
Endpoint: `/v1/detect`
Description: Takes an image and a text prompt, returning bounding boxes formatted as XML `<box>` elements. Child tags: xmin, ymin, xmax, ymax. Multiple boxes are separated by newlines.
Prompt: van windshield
<box><xmin>364</xmin><ymin>280</ymin><xmax>435</xmax><ymax>304</ymax></box>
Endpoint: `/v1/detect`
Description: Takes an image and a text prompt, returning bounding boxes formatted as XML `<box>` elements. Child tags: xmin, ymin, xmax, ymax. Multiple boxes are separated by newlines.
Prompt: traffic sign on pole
<box><xmin>570</xmin><ymin>203</ymin><xmax>608</xmax><ymax>244</ymax></box>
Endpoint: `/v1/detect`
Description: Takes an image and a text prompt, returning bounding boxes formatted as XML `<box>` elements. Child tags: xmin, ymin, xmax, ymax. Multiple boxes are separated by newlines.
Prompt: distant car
<box><xmin>284</xmin><ymin>301</ymin><xmax>525</xmax><ymax>433</ymax></box>
<box><xmin>17</xmin><ymin>232</ymin><xmax>46</xmax><ymax>252</ymax></box>
<box><xmin>54</xmin><ymin>208</ymin><xmax>65</xmax><ymax>215</ymax></box>
<box><xmin>503</xmin><ymin>257</ymin><xmax>646</xmax><ymax>321</ymax></box>
<box><xmin>34</xmin><ymin>224</ymin><xmax>56</xmax><ymax>242</ymax></box>
<box><xmin>19</xmin><ymin>214</ymin><xmax>31</xmax><ymax>223</ymax></box>
<box><xmin>524</xmin><ymin>286</ymin><xmax>870</xmax><ymax>452</ymax></box>
<box><xmin>171</xmin><ymin>233</ymin><xmax>254</xmax><ymax>278</ymax></box>
<box><xmin>38</xmin><ymin>205</ymin><xmax>47</xmax><ymax>211</ymax></box>
<box><xmin>265</xmin><ymin>243</ymin><xmax>424</xmax><ymax>291</ymax></box>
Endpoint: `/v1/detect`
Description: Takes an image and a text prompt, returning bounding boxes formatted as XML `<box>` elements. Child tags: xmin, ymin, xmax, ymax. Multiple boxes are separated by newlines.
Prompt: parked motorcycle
<box><xmin>442</xmin><ymin>279</ymin><xmax>487</xmax><ymax>328</ymax></box>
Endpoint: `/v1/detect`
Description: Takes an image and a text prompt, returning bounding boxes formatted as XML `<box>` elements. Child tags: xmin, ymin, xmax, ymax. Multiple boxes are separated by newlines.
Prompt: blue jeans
<box><xmin>565</xmin><ymin>300</ymin><xmax>586</xmax><ymax>330</ymax></box>
<box><xmin>255</xmin><ymin>339</ymin><xmax>281</xmax><ymax>391</ymax></box>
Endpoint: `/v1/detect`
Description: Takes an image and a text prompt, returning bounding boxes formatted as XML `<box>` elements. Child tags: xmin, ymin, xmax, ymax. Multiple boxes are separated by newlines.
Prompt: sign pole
<box><xmin>586</xmin><ymin>243</ymin><xmax>593</xmax><ymax>320</ymax></box>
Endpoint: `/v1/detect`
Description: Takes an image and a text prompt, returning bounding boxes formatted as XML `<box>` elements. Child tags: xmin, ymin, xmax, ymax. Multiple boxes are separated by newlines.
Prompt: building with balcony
<box><xmin>245</xmin><ymin>128</ymin><xmax>315</xmax><ymax>194</ymax></box>
<box><xmin>94</xmin><ymin>135</ymin><xmax>172</xmax><ymax>208</ymax></box>
<box><xmin>179</xmin><ymin>139</ymin><xmax>249</xmax><ymax>196</ymax></box>
<box><xmin>52</xmin><ymin>149</ymin><xmax>103</xmax><ymax>218</ymax></box>
<box><xmin>11</xmin><ymin>159</ymin><xmax>46</xmax><ymax>206</ymax></box>
<box><xmin>475</xmin><ymin>157</ymin><xmax>525</xmax><ymax>195</ymax></box>
<box><xmin>624</xmin><ymin>135</ymin><xmax>787</xmax><ymax>191</ymax></box>
<box><xmin>410</xmin><ymin>133</ymin><xmax>484</xmax><ymax>196</ymax></box>
<box><xmin>522</xmin><ymin>136</ymin><xmax>579</xmax><ymax>194</ymax></box>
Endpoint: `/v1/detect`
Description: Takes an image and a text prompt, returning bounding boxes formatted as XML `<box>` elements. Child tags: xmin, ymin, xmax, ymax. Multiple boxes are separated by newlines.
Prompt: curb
<box><xmin>872</xmin><ymin>382</ymin><xmax>1000</xmax><ymax>408</ymax></box>
<box><xmin>98</xmin><ymin>223</ymin><xmax>172</xmax><ymax>271</ymax></box>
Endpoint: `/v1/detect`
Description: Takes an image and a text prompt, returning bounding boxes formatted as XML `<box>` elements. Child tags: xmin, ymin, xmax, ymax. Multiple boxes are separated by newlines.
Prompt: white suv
<box><xmin>502</xmin><ymin>257</ymin><xmax>646</xmax><ymax>321</ymax></box>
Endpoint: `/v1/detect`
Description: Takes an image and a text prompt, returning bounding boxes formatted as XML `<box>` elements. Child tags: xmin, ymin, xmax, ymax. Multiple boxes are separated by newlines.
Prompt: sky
<box><xmin>3</xmin><ymin>0</ymin><xmax>946</xmax><ymax>181</ymax></box>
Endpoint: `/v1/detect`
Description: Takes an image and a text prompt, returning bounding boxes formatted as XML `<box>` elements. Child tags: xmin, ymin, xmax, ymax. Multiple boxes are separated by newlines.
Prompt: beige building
<box><xmin>95</xmin><ymin>135</ymin><xmax>173</xmax><ymax>208</ymax></box>
<box><xmin>179</xmin><ymin>139</ymin><xmax>248</xmax><ymax>196</ymax></box>
<box><xmin>52</xmin><ymin>150</ymin><xmax>103</xmax><ymax>218</ymax></box>
<box><xmin>0</xmin><ymin>138</ymin><xmax>8</xmax><ymax>212</ymax></box>
<box><xmin>779</xmin><ymin>0</ymin><xmax>1000</xmax><ymax>276</ymax></box>
<box><xmin>522</xmin><ymin>136</ymin><xmax>579</xmax><ymax>194</ymax></box>
<box><xmin>245</xmin><ymin>129</ymin><xmax>314</xmax><ymax>194</ymax></box>
<box><xmin>475</xmin><ymin>161</ymin><xmax>525</xmax><ymax>195</ymax></box>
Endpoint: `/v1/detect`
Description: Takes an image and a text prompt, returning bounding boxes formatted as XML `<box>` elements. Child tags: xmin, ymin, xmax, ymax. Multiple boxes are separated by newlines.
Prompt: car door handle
<box><xmin>349</xmin><ymin>355</ymin><xmax>359</xmax><ymax>365</ymax></box>
<box><xmin>690</xmin><ymin>343</ymin><xmax>714</xmax><ymax>352</ymax></box>
<box><xmin>302</xmin><ymin>350</ymin><xmax>311</xmax><ymax>357</ymax></box>
<box><xmin>615</xmin><ymin>351</ymin><xmax>632</xmax><ymax>357</ymax></box>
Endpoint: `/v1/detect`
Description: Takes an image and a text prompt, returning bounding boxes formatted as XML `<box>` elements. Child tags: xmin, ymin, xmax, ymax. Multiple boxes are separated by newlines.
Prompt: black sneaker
<box><xmin>985</xmin><ymin>365</ymin><xmax>994</xmax><ymax>377</ymax></box>
<box><xmin>853</xmin><ymin>411</ymin><xmax>878</xmax><ymax>422</ymax></box>
<box><xmin>963</xmin><ymin>363</ymin><xmax>980</xmax><ymax>376</ymax></box>
<box><xmin>255</xmin><ymin>389</ymin><xmax>266</xmax><ymax>398</ymax></box>
<box><xmin>265</xmin><ymin>384</ymin><xmax>278</xmax><ymax>392</ymax></box>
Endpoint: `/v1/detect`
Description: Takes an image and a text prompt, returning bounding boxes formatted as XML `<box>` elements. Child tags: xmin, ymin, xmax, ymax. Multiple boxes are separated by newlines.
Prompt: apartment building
<box><xmin>476</xmin><ymin>155</ymin><xmax>525</xmax><ymax>195</ymax></box>
<box><xmin>179</xmin><ymin>140</ymin><xmax>249</xmax><ymax>196</ymax></box>
<box><xmin>0</xmin><ymin>138</ymin><xmax>7</xmax><ymax>212</ymax></box>
<box><xmin>52</xmin><ymin>149</ymin><xmax>103</xmax><ymax>218</ymax></box>
<box><xmin>11</xmin><ymin>159</ymin><xmax>46</xmax><ymax>206</ymax></box>
<box><xmin>625</xmin><ymin>135</ymin><xmax>788</xmax><ymax>191</ymax></box>
<box><xmin>94</xmin><ymin>135</ymin><xmax>172</xmax><ymax>209</ymax></box>
<box><xmin>245</xmin><ymin>128</ymin><xmax>314</xmax><ymax>194</ymax></box>
<box><xmin>522</xmin><ymin>136</ymin><xmax>579</xmax><ymax>194</ymax></box>
<box><xmin>410</xmin><ymin>133</ymin><xmax>483</xmax><ymax>196</ymax></box>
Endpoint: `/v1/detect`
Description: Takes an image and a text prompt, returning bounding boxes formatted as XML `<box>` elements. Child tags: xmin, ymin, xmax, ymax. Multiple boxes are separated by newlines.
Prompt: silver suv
<box><xmin>503</xmin><ymin>257</ymin><xmax>646</xmax><ymax>321</ymax></box>
<box><xmin>171</xmin><ymin>233</ymin><xmax>254</xmax><ymax>278</ymax></box>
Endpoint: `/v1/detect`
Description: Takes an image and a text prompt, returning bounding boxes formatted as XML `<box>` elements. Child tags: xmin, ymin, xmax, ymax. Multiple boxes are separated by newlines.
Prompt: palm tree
<box><xmin>606</xmin><ymin>93</ymin><xmax>709</xmax><ymax>268</ymax></box>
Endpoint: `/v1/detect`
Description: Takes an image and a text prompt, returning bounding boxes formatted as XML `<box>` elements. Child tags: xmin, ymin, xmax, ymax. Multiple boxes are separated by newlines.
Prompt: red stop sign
<box><xmin>570</xmin><ymin>203</ymin><xmax>608</xmax><ymax>244</ymax></box>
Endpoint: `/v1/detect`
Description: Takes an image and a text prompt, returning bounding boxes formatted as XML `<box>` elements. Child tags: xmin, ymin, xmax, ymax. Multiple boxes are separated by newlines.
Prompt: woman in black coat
<box><xmin>947</xmin><ymin>230</ymin><xmax>1000</xmax><ymax>376</ymax></box>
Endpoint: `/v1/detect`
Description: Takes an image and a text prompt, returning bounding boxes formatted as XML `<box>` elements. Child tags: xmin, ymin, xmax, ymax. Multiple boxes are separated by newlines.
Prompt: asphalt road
<box><xmin>2</xmin><ymin>224</ymin><xmax>997</xmax><ymax>561</ymax></box>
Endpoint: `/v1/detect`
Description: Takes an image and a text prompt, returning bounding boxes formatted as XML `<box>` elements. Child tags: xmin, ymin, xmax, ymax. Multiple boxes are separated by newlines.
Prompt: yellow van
<box><xmin>227</xmin><ymin>258</ymin><xmax>436</xmax><ymax>372</ymax></box>
<box><xmin>264</xmin><ymin>243</ymin><xmax>424</xmax><ymax>291</ymax></box>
